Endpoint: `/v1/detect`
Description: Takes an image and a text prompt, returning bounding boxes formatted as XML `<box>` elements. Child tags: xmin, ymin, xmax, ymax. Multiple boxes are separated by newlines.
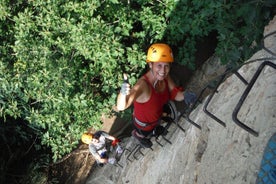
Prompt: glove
<box><xmin>120</xmin><ymin>82</ymin><xmax>130</xmax><ymax>95</ymax></box>
<box><xmin>111</xmin><ymin>139</ymin><xmax>120</xmax><ymax>147</ymax></box>
<box><xmin>120</xmin><ymin>73</ymin><xmax>130</xmax><ymax>95</ymax></box>
<box><xmin>184</xmin><ymin>91</ymin><xmax>197</xmax><ymax>106</ymax></box>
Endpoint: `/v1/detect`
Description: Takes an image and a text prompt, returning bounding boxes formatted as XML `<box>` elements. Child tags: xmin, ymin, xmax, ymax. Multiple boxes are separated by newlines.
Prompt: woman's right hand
<box><xmin>120</xmin><ymin>73</ymin><xmax>130</xmax><ymax>95</ymax></box>
<box><xmin>117</xmin><ymin>73</ymin><xmax>130</xmax><ymax>111</ymax></box>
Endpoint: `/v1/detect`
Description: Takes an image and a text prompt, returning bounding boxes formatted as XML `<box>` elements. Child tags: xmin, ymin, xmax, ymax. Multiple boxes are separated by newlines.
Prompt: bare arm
<box><xmin>94</xmin><ymin>154</ymin><xmax>108</xmax><ymax>163</ymax></box>
<box><xmin>167</xmin><ymin>75</ymin><xmax>185</xmax><ymax>101</ymax></box>
<box><xmin>101</xmin><ymin>132</ymin><xmax>115</xmax><ymax>141</ymax></box>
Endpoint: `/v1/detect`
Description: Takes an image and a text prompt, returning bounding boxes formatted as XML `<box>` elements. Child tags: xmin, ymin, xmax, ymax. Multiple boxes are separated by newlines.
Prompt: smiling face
<box><xmin>150</xmin><ymin>62</ymin><xmax>171</xmax><ymax>81</ymax></box>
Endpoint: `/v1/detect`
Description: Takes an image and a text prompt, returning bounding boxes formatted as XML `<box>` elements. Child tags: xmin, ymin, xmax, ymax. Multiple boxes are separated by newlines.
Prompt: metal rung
<box><xmin>203</xmin><ymin>72</ymin><xmax>228</xmax><ymax>127</ymax></box>
<box><xmin>126</xmin><ymin>144</ymin><xmax>142</xmax><ymax>162</ymax></box>
<box><xmin>232</xmin><ymin>61</ymin><xmax>276</xmax><ymax>137</ymax></box>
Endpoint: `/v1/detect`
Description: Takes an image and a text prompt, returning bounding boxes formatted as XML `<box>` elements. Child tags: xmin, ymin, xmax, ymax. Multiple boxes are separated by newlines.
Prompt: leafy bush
<box><xmin>165</xmin><ymin>0</ymin><xmax>276</xmax><ymax>68</ymax></box>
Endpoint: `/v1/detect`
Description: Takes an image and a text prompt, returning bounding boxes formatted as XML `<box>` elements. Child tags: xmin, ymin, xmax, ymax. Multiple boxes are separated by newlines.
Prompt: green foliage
<box><xmin>19</xmin><ymin>154</ymin><xmax>52</xmax><ymax>184</ymax></box>
<box><xmin>0</xmin><ymin>1</ymin><xmax>275</xmax><ymax>180</ymax></box>
<box><xmin>164</xmin><ymin>0</ymin><xmax>275</xmax><ymax>68</ymax></box>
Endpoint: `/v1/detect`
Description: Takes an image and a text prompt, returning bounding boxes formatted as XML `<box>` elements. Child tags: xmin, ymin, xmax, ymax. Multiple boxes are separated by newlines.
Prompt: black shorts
<box><xmin>134</xmin><ymin>126</ymin><xmax>153</xmax><ymax>137</ymax></box>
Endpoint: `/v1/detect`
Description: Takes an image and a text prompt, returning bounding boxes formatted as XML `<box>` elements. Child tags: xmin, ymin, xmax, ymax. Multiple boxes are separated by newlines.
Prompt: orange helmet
<box><xmin>81</xmin><ymin>133</ymin><xmax>93</xmax><ymax>144</ymax></box>
<box><xmin>146</xmin><ymin>43</ymin><xmax>174</xmax><ymax>63</ymax></box>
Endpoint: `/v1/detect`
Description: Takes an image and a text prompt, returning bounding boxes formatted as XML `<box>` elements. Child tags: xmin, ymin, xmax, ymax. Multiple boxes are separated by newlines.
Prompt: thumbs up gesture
<box><xmin>120</xmin><ymin>73</ymin><xmax>130</xmax><ymax>95</ymax></box>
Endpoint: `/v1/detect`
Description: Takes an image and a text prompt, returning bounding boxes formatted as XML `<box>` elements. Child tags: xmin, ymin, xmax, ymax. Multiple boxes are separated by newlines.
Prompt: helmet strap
<box><xmin>153</xmin><ymin>80</ymin><xmax>158</xmax><ymax>89</ymax></box>
<box><xmin>149</xmin><ymin>63</ymin><xmax>159</xmax><ymax>89</ymax></box>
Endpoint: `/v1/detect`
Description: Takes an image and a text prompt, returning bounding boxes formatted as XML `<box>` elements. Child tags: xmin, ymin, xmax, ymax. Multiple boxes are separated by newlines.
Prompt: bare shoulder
<box><xmin>132</xmin><ymin>77</ymin><xmax>149</xmax><ymax>94</ymax></box>
<box><xmin>132</xmin><ymin>77</ymin><xmax>151</xmax><ymax>102</ymax></box>
<box><xmin>136</xmin><ymin>77</ymin><xmax>149</xmax><ymax>88</ymax></box>
<box><xmin>166</xmin><ymin>75</ymin><xmax>177</xmax><ymax>90</ymax></box>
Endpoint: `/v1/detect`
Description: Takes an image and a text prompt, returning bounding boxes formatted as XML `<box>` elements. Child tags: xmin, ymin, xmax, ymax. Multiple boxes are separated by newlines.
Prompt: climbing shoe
<box><xmin>139</xmin><ymin>137</ymin><xmax>153</xmax><ymax>148</ymax></box>
<box><xmin>98</xmin><ymin>163</ymin><xmax>104</xmax><ymax>167</ymax></box>
<box><xmin>132</xmin><ymin>130</ymin><xmax>153</xmax><ymax>148</ymax></box>
<box><xmin>108</xmin><ymin>158</ymin><xmax>117</xmax><ymax>165</ymax></box>
<box><xmin>153</xmin><ymin>125</ymin><xmax>168</xmax><ymax>137</ymax></box>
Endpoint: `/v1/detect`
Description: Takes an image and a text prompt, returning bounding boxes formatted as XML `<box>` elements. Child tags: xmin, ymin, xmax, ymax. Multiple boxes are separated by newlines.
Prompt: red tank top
<box><xmin>133</xmin><ymin>75</ymin><xmax>170</xmax><ymax>130</ymax></box>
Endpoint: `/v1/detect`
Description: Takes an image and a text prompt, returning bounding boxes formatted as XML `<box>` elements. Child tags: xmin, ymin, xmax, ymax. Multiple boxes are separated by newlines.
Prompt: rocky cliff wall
<box><xmin>86</xmin><ymin>15</ymin><xmax>276</xmax><ymax>184</ymax></box>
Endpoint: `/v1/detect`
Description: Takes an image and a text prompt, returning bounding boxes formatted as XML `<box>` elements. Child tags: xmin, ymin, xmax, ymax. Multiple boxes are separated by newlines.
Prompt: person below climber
<box><xmin>116</xmin><ymin>43</ymin><xmax>197</xmax><ymax>148</ymax></box>
<box><xmin>81</xmin><ymin>131</ymin><xmax>122</xmax><ymax>166</ymax></box>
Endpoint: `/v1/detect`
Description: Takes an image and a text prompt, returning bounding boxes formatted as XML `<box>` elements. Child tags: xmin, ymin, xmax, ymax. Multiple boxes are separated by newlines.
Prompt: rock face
<box><xmin>86</xmin><ymin>16</ymin><xmax>276</xmax><ymax>184</ymax></box>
